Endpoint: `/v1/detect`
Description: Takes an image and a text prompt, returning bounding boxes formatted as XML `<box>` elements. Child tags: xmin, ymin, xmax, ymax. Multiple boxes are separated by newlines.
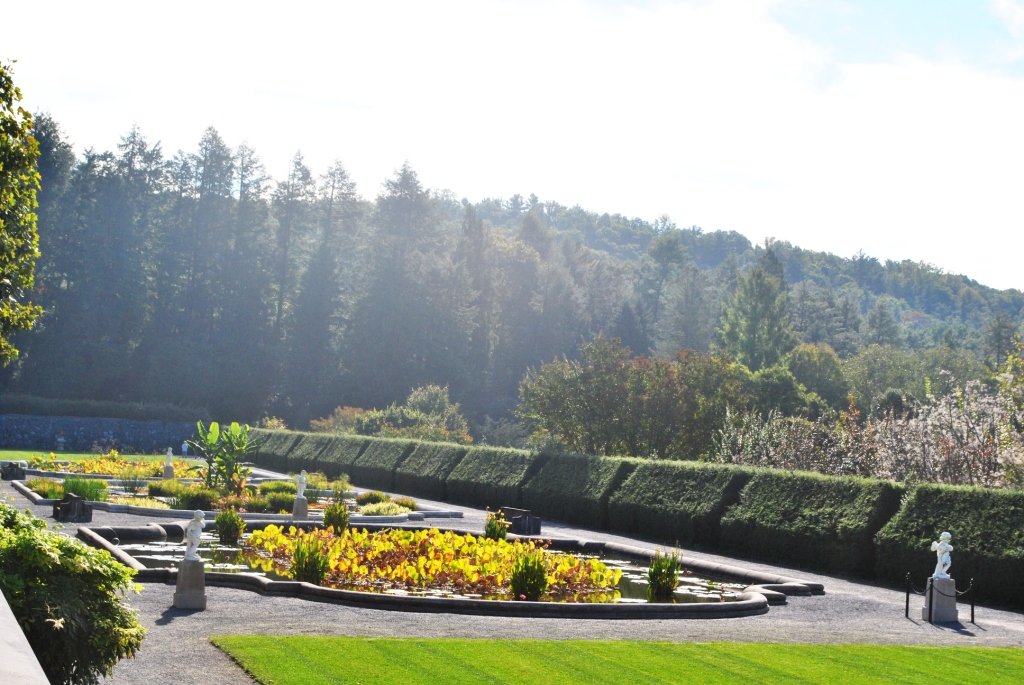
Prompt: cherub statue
<box><xmin>183</xmin><ymin>510</ymin><xmax>205</xmax><ymax>561</ymax></box>
<box><xmin>296</xmin><ymin>470</ymin><xmax>308</xmax><ymax>499</ymax></box>
<box><xmin>930</xmin><ymin>531</ymin><xmax>953</xmax><ymax>579</ymax></box>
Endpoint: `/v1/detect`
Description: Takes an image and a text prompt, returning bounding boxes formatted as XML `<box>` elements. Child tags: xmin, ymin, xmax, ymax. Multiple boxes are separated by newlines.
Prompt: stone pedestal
<box><xmin>173</xmin><ymin>559</ymin><xmax>207</xmax><ymax>610</ymax></box>
<box><xmin>163</xmin><ymin>464</ymin><xmax>175</xmax><ymax>480</ymax></box>
<box><xmin>922</xmin><ymin>576</ymin><xmax>958</xmax><ymax>623</ymax></box>
<box><xmin>292</xmin><ymin>496</ymin><xmax>308</xmax><ymax>520</ymax></box>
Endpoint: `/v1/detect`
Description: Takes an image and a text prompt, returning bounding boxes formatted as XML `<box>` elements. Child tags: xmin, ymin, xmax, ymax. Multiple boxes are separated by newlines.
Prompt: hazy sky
<box><xmin>5</xmin><ymin>0</ymin><xmax>1024</xmax><ymax>291</ymax></box>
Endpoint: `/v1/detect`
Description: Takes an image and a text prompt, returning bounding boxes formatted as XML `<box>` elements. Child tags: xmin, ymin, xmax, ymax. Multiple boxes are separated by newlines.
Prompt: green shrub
<box><xmin>215</xmin><ymin>508</ymin><xmax>246</xmax><ymax>545</ymax></box>
<box><xmin>25</xmin><ymin>477</ymin><xmax>63</xmax><ymax>499</ymax></box>
<box><xmin>607</xmin><ymin>461</ymin><xmax>752</xmax><ymax>547</ymax></box>
<box><xmin>242</xmin><ymin>495</ymin><xmax>271</xmax><ymax>513</ymax></box>
<box><xmin>286</xmin><ymin>434</ymin><xmax>334</xmax><ymax>473</ymax></box>
<box><xmin>147</xmin><ymin>479</ymin><xmax>188</xmax><ymax>498</ymax></box>
<box><xmin>358</xmin><ymin>501</ymin><xmax>412</xmax><ymax>516</ymax></box>
<box><xmin>445</xmin><ymin>446</ymin><xmax>543</xmax><ymax>509</ymax></box>
<box><xmin>116</xmin><ymin>467</ymin><xmax>147</xmax><ymax>495</ymax></box>
<box><xmin>392</xmin><ymin>496</ymin><xmax>417</xmax><ymax>511</ymax></box>
<box><xmin>719</xmin><ymin>471</ymin><xmax>903</xmax><ymax>576</ymax></box>
<box><xmin>313</xmin><ymin>434</ymin><xmax>370</xmax><ymax>480</ymax></box>
<box><xmin>874</xmin><ymin>484</ymin><xmax>1024</xmax><ymax>609</ymax></box>
<box><xmin>322</xmin><ymin>502</ymin><xmax>350</xmax><ymax>532</ymax></box>
<box><xmin>355</xmin><ymin>490</ymin><xmax>390</xmax><ymax>506</ymax></box>
<box><xmin>647</xmin><ymin>549</ymin><xmax>682</xmax><ymax>601</ymax></box>
<box><xmin>348</xmin><ymin>437</ymin><xmax>416</xmax><ymax>490</ymax></box>
<box><xmin>484</xmin><ymin>509</ymin><xmax>508</xmax><ymax>541</ymax></box>
<box><xmin>259</xmin><ymin>480</ymin><xmax>297</xmax><ymax>494</ymax></box>
<box><xmin>63</xmin><ymin>476</ymin><xmax>109</xmax><ymax>502</ymax></box>
<box><xmin>265</xmin><ymin>492</ymin><xmax>295</xmax><ymax>513</ymax></box>
<box><xmin>249</xmin><ymin>429</ymin><xmax>303</xmax><ymax>472</ymax></box>
<box><xmin>522</xmin><ymin>453</ymin><xmax>637</xmax><ymax>528</ymax></box>
<box><xmin>171</xmin><ymin>487</ymin><xmax>219</xmax><ymax>511</ymax></box>
<box><xmin>392</xmin><ymin>442</ymin><xmax>468</xmax><ymax>501</ymax></box>
<box><xmin>510</xmin><ymin>549</ymin><xmax>548</xmax><ymax>601</ymax></box>
<box><xmin>0</xmin><ymin>501</ymin><xmax>145</xmax><ymax>684</ymax></box>
<box><xmin>291</xmin><ymin>535</ymin><xmax>329</xmax><ymax>585</ymax></box>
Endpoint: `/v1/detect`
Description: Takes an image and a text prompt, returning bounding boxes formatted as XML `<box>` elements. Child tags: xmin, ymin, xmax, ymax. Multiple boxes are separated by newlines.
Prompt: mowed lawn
<box><xmin>0</xmin><ymin>449</ymin><xmax>179</xmax><ymax>463</ymax></box>
<box><xmin>211</xmin><ymin>637</ymin><xmax>1024</xmax><ymax>685</ymax></box>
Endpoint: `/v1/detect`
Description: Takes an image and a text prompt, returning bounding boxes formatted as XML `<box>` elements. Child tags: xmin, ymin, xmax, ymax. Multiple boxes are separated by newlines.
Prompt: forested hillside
<box><xmin>2</xmin><ymin>118</ymin><xmax>1022</xmax><ymax>429</ymax></box>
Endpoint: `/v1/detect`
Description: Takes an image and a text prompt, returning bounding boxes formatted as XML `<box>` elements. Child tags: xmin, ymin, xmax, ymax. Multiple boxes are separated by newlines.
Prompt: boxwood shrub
<box><xmin>311</xmin><ymin>433</ymin><xmax>370</xmax><ymax>479</ymax></box>
<box><xmin>522</xmin><ymin>453</ymin><xmax>638</xmax><ymax>529</ymax></box>
<box><xmin>250</xmin><ymin>429</ymin><xmax>302</xmax><ymax>472</ymax></box>
<box><xmin>719</xmin><ymin>471</ymin><xmax>903</xmax><ymax>576</ymax></box>
<box><xmin>392</xmin><ymin>442</ymin><xmax>468</xmax><ymax>501</ymax></box>
<box><xmin>348</xmin><ymin>437</ymin><xmax>416</xmax><ymax>490</ymax></box>
<box><xmin>874</xmin><ymin>484</ymin><xmax>1024</xmax><ymax>609</ymax></box>
<box><xmin>607</xmin><ymin>461</ymin><xmax>752</xmax><ymax>547</ymax></box>
<box><xmin>445</xmin><ymin>446</ymin><xmax>544</xmax><ymax>510</ymax></box>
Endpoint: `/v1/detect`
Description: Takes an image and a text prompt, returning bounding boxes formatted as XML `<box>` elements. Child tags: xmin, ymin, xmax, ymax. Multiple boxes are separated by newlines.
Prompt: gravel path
<box><xmin>3</xmin><ymin>479</ymin><xmax>1022</xmax><ymax>685</ymax></box>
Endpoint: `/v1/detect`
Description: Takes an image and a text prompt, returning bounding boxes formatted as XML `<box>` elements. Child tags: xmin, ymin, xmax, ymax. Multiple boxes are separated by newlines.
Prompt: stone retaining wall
<box><xmin>0</xmin><ymin>414</ymin><xmax>194</xmax><ymax>453</ymax></box>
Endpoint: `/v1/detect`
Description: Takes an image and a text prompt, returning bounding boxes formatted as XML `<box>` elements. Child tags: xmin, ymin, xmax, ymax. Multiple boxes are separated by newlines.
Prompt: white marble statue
<box><xmin>296</xmin><ymin>470</ymin><xmax>308</xmax><ymax>499</ymax></box>
<box><xmin>183</xmin><ymin>510</ymin><xmax>205</xmax><ymax>561</ymax></box>
<box><xmin>930</xmin><ymin>531</ymin><xmax>953</xmax><ymax>579</ymax></box>
<box><xmin>165</xmin><ymin>447</ymin><xmax>173</xmax><ymax>466</ymax></box>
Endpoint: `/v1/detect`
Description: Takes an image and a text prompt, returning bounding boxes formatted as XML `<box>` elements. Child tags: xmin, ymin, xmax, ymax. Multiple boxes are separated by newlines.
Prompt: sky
<box><xmin>5</xmin><ymin>0</ymin><xmax>1024</xmax><ymax>291</ymax></box>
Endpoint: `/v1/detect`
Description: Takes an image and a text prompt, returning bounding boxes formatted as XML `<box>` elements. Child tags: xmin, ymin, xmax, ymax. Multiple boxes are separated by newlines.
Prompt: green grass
<box><xmin>211</xmin><ymin>637</ymin><xmax>1024</xmax><ymax>685</ymax></box>
<box><xmin>0</xmin><ymin>449</ymin><xmax>168</xmax><ymax>462</ymax></box>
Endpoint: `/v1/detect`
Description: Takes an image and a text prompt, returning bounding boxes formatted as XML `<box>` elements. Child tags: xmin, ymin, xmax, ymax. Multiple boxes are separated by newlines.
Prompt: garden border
<box><xmin>71</xmin><ymin>521</ymin><xmax>830</xmax><ymax>619</ymax></box>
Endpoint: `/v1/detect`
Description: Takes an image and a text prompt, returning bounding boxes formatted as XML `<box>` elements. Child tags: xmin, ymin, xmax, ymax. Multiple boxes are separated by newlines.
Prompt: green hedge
<box><xmin>310</xmin><ymin>434</ymin><xmax>369</xmax><ymax>479</ymax></box>
<box><xmin>719</xmin><ymin>471</ymin><xmax>904</xmax><ymax>576</ymax></box>
<box><xmin>445</xmin><ymin>446</ymin><xmax>543</xmax><ymax>510</ymax></box>
<box><xmin>393</xmin><ymin>442</ymin><xmax>468</xmax><ymax>501</ymax></box>
<box><xmin>251</xmin><ymin>429</ymin><xmax>303</xmax><ymax>472</ymax></box>
<box><xmin>522</xmin><ymin>454</ymin><xmax>637</xmax><ymax>529</ymax></box>
<box><xmin>607</xmin><ymin>461</ymin><xmax>752</xmax><ymax>547</ymax></box>
<box><xmin>874</xmin><ymin>484</ymin><xmax>1024</xmax><ymax>609</ymax></box>
<box><xmin>348</xmin><ymin>438</ymin><xmax>416</xmax><ymax>490</ymax></box>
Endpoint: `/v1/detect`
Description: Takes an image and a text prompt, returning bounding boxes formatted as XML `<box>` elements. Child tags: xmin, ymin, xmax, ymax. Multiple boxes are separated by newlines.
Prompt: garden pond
<box><xmin>120</xmin><ymin>527</ymin><xmax>747</xmax><ymax>604</ymax></box>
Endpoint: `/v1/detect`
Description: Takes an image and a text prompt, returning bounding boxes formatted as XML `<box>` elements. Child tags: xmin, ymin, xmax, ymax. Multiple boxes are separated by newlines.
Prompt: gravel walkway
<box><xmin>3</xmin><ymin>479</ymin><xmax>1022</xmax><ymax>685</ymax></box>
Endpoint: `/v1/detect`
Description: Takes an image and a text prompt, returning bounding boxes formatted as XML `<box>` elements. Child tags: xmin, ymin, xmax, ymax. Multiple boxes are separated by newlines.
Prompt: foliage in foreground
<box><xmin>0</xmin><ymin>501</ymin><xmax>144</xmax><ymax>685</ymax></box>
<box><xmin>243</xmin><ymin>526</ymin><xmax>620</xmax><ymax>600</ymax></box>
<box><xmin>211</xmin><ymin>636</ymin><xmax>1024</xmax><ymax>685</ymax></box>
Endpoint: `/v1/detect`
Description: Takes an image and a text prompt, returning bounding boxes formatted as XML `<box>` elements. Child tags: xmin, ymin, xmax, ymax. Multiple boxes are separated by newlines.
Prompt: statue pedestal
<box><xmin>292</xmin><ymin>496</ymin><xmax>308</xmax><ymax>520</ymax></box>
<box><xmin>173</xmin><ymin>559</ymin><xmax>207</xmax><ymax>610</ymax></box>
<box><xmin>922</xmin><ymin>577</ymin><xmax>958</xmax><ymax>623</ymax></box>
<box><xmin>163</xmin><ymin>464</ymin><xmax>175</xmax><ymax>480</ymax></box>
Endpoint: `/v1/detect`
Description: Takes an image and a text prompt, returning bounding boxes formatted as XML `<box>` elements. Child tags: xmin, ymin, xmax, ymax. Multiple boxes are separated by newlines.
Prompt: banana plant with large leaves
<box><xmin>186</xmin><ymin>420</ymin><xmax>223</xmax><ymax>488</ymax></box>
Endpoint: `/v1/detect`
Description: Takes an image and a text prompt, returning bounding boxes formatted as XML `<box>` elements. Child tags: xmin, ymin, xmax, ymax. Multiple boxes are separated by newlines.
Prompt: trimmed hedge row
<box><xmin>875</xmin><ymin>484</ymin><xmax>1024</xmax><ymax>609</ymax></box>
<box><xmin>719</xmin><ymin>472</ymin><xmax>904</xmax><ymax>576</ymax></box>
<box><xmin>445</xmin><ymin>446</ymin><xmax>542</xmax><ymax>510</ymax></box>
<box><xmin>247</xmin><ymin>429</ymin><xmax>1024</xmax><ymax>608</ymax></box>
<box><xmin>348</xmin><ymin>438</ymin><xmax>417</xmax><ymax>491</ymax></box>
<box><xmin>522</xmin><ymin>454</ymin><xmax>638</xmax><ymax>530</ymax></box>
<box><xmin>608</xmin><ymin>461</ymin><xmax>752</xmax><ymax>548</ymax></box>
<box><xmin>393</xmin><ymin>443</ymin><xmax>468</xmax><ymax>502</ymax></box>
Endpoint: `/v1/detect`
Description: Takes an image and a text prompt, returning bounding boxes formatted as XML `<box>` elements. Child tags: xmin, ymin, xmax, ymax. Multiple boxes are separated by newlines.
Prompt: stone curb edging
<box><xmin>76</xmin><ymin>522</ymin><xmax>773</xmax><ymax>619</ymax></box>
<box><xmin>0</xmin><ymin>588</ymin><xmax>49</xmax><ymax>685</ymax></box>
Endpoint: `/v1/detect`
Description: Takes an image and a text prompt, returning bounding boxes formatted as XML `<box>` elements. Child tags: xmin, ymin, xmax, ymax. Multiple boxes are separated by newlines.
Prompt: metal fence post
<box><xmin>905</xmin><ymin>573</ymin><xmax>910</xmax><ymax>619</ymax></box>
<box><xmin>928</xmin><ymin>578</ymin><xmax>934</xmax><ymax>624</ymax></box>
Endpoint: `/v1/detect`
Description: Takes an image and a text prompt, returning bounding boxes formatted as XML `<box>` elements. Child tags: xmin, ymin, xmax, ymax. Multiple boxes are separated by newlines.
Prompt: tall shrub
<box><xmin>0</xmin><ymin>503</ymin><xmax>145</xmax><ymax>684</ymax></box>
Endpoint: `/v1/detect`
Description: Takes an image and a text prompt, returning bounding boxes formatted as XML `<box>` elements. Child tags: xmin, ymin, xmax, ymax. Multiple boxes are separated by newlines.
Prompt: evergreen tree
<box><xmin>717</xmin><ymin>263</ymin><xmax>797</xmax><ymax>371</ymax></box>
